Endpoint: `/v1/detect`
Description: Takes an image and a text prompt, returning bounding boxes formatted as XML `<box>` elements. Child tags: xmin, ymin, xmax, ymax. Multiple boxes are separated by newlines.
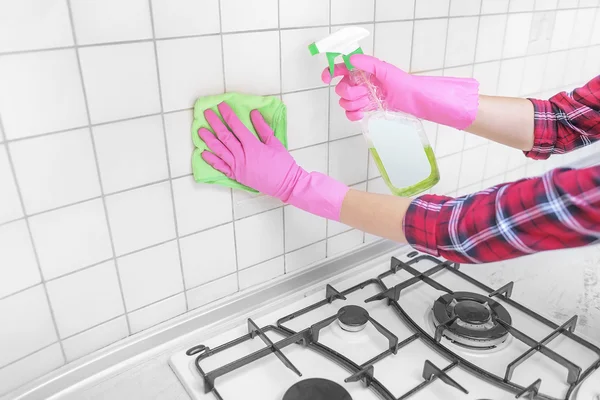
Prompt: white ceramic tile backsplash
<box><xmin>1</xmin><ymin>0</ymin><xmax>599</xmax><ymax>394</ymax></box>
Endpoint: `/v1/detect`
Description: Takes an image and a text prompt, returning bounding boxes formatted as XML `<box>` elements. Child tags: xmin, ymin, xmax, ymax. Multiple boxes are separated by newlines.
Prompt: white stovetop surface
<box><xmin>55</xmin><ymin>247</ymin><xmax>600</xmax><ymax>400</ymax></box>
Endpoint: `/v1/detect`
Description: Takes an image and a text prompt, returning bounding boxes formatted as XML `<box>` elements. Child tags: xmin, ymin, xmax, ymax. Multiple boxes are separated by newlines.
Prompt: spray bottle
<box><xmin>309</xmin><ymin>27</ymin><xmax>440</xmax><ymax>196</ymax></box>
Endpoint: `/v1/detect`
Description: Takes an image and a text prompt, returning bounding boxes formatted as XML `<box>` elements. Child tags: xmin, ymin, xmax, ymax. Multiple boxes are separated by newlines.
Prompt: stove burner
<box><xmin>432</xmin><ymin>292</ymin><xmax>512</xmax><ymax>349</ymax></box>
<box><xmin>337</xmin><ymin>305</ymin><xmax>369</xmax><ymax>332</ymax></box>
<box><xmin>282</xmin><ymin>378</ymin><xmax>352</xmax><ymax>400</ymax></box>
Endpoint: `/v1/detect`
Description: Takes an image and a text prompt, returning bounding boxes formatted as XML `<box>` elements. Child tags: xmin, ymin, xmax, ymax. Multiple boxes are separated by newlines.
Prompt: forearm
<box><xmin>465</xmin><ymin>95</ymin><xmax>535</xmax><ymax>151</ymax></box>
<box><xmin>339</xmin><ymin>189</ymin><xmax>412</xmax><ymax>243</ymax></box>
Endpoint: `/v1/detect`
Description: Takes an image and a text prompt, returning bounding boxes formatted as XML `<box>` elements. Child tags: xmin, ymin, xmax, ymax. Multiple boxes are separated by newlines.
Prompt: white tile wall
<box><xmin>1</xmin><ymin>0</ymin><xmax>599</xmax><ymax>394</ymax></box>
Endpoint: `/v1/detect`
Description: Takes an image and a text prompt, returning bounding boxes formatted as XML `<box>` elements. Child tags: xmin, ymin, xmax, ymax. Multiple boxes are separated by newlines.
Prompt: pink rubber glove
<box><xmin>324</xmin><ymin>54</ymin><xmax>479</xmax><ymax>130</ymax></box>
<box><xmin>198</xmin><ymin>102</ymin><xmax>349</xmax><ymax>221</ymax></box>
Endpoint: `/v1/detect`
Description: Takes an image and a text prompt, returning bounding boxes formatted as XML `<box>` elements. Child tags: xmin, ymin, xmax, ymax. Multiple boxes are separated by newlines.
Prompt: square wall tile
<box><xmin>284</xmin><ymin>207</ymin><xmax>326</xmax><ymax>252</ymax></box>
<box><xmin>476</xmin><ymin>15</ymin><xmax>507</xmax><ymax>62</ymax></box>
<box><xmin>290</xmin><ymin>143</ymin><xmax>328</xmax><ymax>175</ymax></box>
<box><xmin>281</xmin><ymin>27</ymin><xmax>330</xmax><ymax>92</ymax></box>
<box><xmin>497</xmin><ymin>58</ymin><xmax>525</xmax><ymax>97</ymax></box>
<box><xmin>329</xmin><ymin>136</ymin><xmax>368</xmax><ymax>185</ymax></box>
<box><xmin>415</xmin><ymin>0</ymin><xmax>450</xmax><ymax>18</ymax></box>
<box><xmin>223</xmin><ymin>32</ymin><xmax>280</xmax><ymax>96</ymax></box>
<box><xmin>93</xmin><ymin>115</ymin><xmax>169</xmax><ymax>193</ymax></box>
<box><xmin>239</xmin><ymin>256</ymin><xmax>284</xmax><ymax>290</ymax></box>
<box><xmin>62</xmin><ymin>317</ymin><xmax>128</xmax><ymax>362</ymax></box>
<box><xmin>473</xmin><ymin>62</ymin><xmax>500</xmax><ymax>95</ymax></box>
<box><xmin>47</xmin><ymin>261</ymin><xmax>124</xmax><ymax>338</ymax></box>
<box><xmin>509</xmin><ymin>0</ymin><xmax>534</xmax><ymax>11</ymax></box>
<box><xmin>445</xmin><ymin>17</ymin><xmax>478</xmax><ymax>68</ymax></box>
<box><xmin>327</xmin><ymin>230</ymin><xmax>363</xmax><ymax>257</ymax></box>
<box><xmin>436</xmin><ymin>125</ymin><xmax>465</xmax><ymax>157</ymax></box>
<box><xmin>165</xmin><ymin>110</ymin><xmax>195</xmax><ymax>178</ymax></box>
<box><xmin>285</xmin><ymin>241</ymin><xmax>326</xmax><ymax>273</ymax></box>
<box><xmin>70</xmin><ymin>0</ymin><xmax>152</xmax><ymax>45</ymax></box>
<box><xmin>10</xmin><ymin>129</ymin><xmax>101</xmax><ymax>214</ymax></box>
<box><xmin>528</xmin><ymin>11</ymin><xmax>556</xmax><ymax>54</ymax></box>
<box><xmin>0</xmin><ymin>285</ymin><xmax>57</xmax><ymax>368</ymax></box>
<box><xmin>106</xmin><ymin>182</ymin><xmax>176</xmax><ymax>255</ymax></box>
<box><xmin>0</xmin><ymin>344</ymin><xmax>63</xmax><ymax>396</ymax></box>
<box><xmin>330</xmin><ymin>88</ymin><xmax>362</xmax><ymax>140</ymax></box>
<box><xmin>411</xmin><ymin>19</ymin><xmax>448</xmax><ymax>72</ymax></box>
<box><xmin>0</xmin><ymin>50</ymin><xmax>87</xmax><ymax>140</ymax></box>
<box><xmin>374</xmin><ymin>22</ymin><xmax>413</xmax><ymax>72</ymax></box>
<box><xmin>129</xmin><ymin>293</ymin><xmax>186</xmax><ymax>333</ymax></box>
<box><xmin>550</xmin><ymin>10</ymin><xmax>576</xmax><ymax>50</ymax></box>
<box><xmin>0</xmin><ymin>0</ymin><xmax>73</xmax><ymax>52</ymax></box>
<box><xmin>80</xmin><ymin>42</ymin><xmax>161</xmax><ymax>124</ymax></box>
<box><xmin>443</xmin><ymin>66</ymin><xmax>472</xmax><ymax>78</ymax></box>
<box><xmin>563</xmin><ymin>48</ymin><xmax>587</xmax><ymax>86</ymax></box>
<box><xmin>558</xmin><ymin>0</ymin><xmax>578</xmax><ymax>7</ymax></box>
<box><xmin>283</xmin><ymin>88</ymin><xmax>329</xmax><ymax>150</ymax></box>
<box><xmin>571</xmin><ymin>8</ymin><xmax>596</xmax><ymax>47</ymax></box>
<box><xmin>235</xmin><ymin>209</ymin><xmax>284</xmax><ymax>269</ymax></box>
<box><xmin>151</xmin><ymin>0</ymin><xmax>220</xmax><ymax>38</ymax></box>
<box><xmin>503</xmin><ymin>13</ymin><xmax>533</xmax><ymax>58</ymax></box>
<box><xmin>521</xmin><ymin>54</ymin><xmax>547</xmax><ymax>95</ymax></box>
<box><xmin>376</xmin><ymin>0</ymin><xmax>414</xmax><ymax>20</ymax></box>
<box><xmin>450</xmin><ymin>0</ymin><xmax>482</xmax><ymax>15</ymax></box>
<box><xmin>433</xmin><ymin>152</ymin><xmax>462</xmax><ymax>195</ymax></box>
<box><xmin>0</xmin><ymin>145</ymin><xmax>23</xmax><ymax>224</ymax></box>
<box><xmin>368</xmin><ymin>177</ymin><xmax>390</xmax><ymax>195</ymax></box>
<box><xmin>543</xmin><ymin>51</ymin><xmax>568</xmax><ymax>88</ymax></box>
<box><xmin>173</xmin><ymin>176</ymin><xmax>232</xmax><ymax>236</ymax></box>
<box><xmin>331</xmin><ymin>0</ymin><xmax>374</xmax><ymax>24</ymax></box>
<box><xmin>481</xmin><ymin>0</ymin><xmax>509</xmax><ymax>13</ymax></box>
<box><xmin>483</xmin><ymin>142</ymin><xmax>510</xmax><ymax>178</ymax></box>
<box><xmin>583</xmin><ymin>47</ymin><xmax>600</xmax><ymax>80</ymax></box>
<box><xmin>535</xmin><ymin>0</ymin><xmax>558</xmax><ymax>10</ymax></box>
<box><xmin>458</xmin><ymin>147</ymin><xmax>486</xmax><ymax>188</ymax></box>
<box><xmin>232</xmin><ymin>190</ymin><xmax>283</xmax><ymax>220</ymax></box>
<box><xmin>220</xmin><ymin>0</ymin><xmax>278</xmax><ymax>32</ymax></box>
<box><xmin>0</xmin><ymin>221</ymin><xmax>40</xmax><ymax>299</ymax></box>
<box><xmin>592</xmin><ymin>16</ymin><xmax>600</xmax><ymax>45</ymax></box>
<box><xmin>187</xmin><ymin>274</ymin><xmax>238</xmax><ymax>310</ymax></box>
<box><xmin>118</xmin><ymin>241</ymin><xmax>183</xmax><ymax>311</ymax></box>
<box><xmin>422</xmin><ymin>120</ymin><xmax>439</xmax><ymax>153</ymax></box>
<box><xmin>464</xmin><ymin>134</ymin><xmax>489</xmax><ymax>150</ymax></box>
<box><xmin>158</xmin><ymin>36</ymin><xmax>224</xmax><ymax>112</ymax></box>
<box><xmin>180</xmin><ymin>223</ymin><xmax>237</xmax><ymax>289</ymax></box>
<box><xmin>30</xmin><ymin>199</ymin><xmax>112</xmax><ymax>280</ymax></box>
<box><xmin>505</xmin><ymin>166</ymin><xmax>527</xmax><ymax>182</ymax></box>
<box><xmin>280</xmin><ymin>0</ymin><xmax>329</xmax><ymax>27</ymax></box>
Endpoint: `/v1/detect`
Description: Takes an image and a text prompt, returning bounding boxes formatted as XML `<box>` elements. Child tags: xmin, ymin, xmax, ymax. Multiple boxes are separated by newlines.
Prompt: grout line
<box><xmin>0</xmin><ymin>114</ymin><xmax>68</xmax><ymax>364</ymax></box>
<box><xmin>64</xmin><ymin>0</ymin><xmax>132</xmax><ymax>335</ymax></box>
<box><xmin>408</xmin><ymin>0</ymin><xmax>418</xmax><ymax>73</ymax></box>
<box><xmin>147</xmin><ymin>0</ymin><xmax>189</xmax><ymax>312</ymax></box>
<box><xmin>276</xmin><ymin>0</ymin><xmax>289</xmax><ymax>274</ymax></box>
<box><xmin>325</xmin><ymin>0</ymin><xmax>333</xmax><ymax>256</ymax></box>
<box><xmin>184</xmin><ymin>270</ymin><xmax>239</xmax><ymax>294</ymax></box>
<box><xmin>216</xmin><ymin>0</ymin><xmax>241</xmax><ymax>291</ymax></box>
<box><xmin>2</xmin><ymin>5</ymin><xmax>598</xmax><ymax>57</ymax></box>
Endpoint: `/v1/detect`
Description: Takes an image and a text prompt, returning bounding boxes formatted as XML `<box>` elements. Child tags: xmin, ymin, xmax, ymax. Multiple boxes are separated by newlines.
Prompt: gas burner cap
<box><xmin>432</xmin><ymin>292</ymin><xmax>512</xmax><ymax>349</ymax></box>
<box><xmin>282</xmin><ymin>378</ymin><xmax>352</xmax><ymax>400</ymax></box>
<box><xmin>337</xmin><ymin>305</ymin><xmax>369</xmax><ymax>332</ymax></box>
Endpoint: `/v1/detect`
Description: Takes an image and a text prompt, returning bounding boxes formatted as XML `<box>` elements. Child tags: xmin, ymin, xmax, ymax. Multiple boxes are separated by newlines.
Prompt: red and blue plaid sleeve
<box><xmin>403</xmin><ymin>75</ymin><xmax>600</xmax><ymax>263</ymax></box>
<box><xmin>403</xmin><ymin>166</ymin><xmax>600</xmax><ymax>263</ymax></box>
<box><xmin>526</xmin><ymin>75</ymin><xmax>600</xmax><ymax>159</ymax></box>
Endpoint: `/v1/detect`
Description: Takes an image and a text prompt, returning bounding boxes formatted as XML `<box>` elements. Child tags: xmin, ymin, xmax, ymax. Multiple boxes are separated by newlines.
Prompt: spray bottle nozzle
<box><xmin>308</xmin><ymin>26</ymin><xmax>369</xmax><ymax>78</ymax></box>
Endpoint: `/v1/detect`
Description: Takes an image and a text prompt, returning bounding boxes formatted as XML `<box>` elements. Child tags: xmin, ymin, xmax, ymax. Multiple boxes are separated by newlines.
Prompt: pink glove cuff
<box><xmin>410</xmin><ymin>76</ymin><xmax>480</xmax><ymax>130</ymax></box>
<box><xmin>285</xmin><ymin>171</ymin><xmax>349</xmax><ymax>221</ymax></box>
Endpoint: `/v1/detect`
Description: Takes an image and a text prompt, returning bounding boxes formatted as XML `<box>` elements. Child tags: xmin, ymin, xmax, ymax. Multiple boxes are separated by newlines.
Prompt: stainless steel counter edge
<box><xmin>5</xmin><ymin>240</ymin><xmax>403</xmax><ymax>400</ymax></box>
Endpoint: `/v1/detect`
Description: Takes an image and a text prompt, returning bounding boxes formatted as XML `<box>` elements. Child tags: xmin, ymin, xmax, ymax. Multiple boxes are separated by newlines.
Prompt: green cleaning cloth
<box><xmin>191</xmin><ymin>93</ymin><xmax>288</xmax><ymax>192</ymax></box>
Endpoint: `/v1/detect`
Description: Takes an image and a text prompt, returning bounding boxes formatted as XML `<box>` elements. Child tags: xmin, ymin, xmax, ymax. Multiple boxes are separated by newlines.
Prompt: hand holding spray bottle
<box><xmin>309</xmin><ymin>27</ymin><xmax>440</xmax><ymax>196</ymax></box>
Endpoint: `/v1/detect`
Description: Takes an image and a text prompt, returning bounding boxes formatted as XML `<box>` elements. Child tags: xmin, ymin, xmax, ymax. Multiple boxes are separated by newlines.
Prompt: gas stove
<box><xmin>169</xmin><ymin>252</ymin><xmax>600</xmax><ymax>400</ymax></box>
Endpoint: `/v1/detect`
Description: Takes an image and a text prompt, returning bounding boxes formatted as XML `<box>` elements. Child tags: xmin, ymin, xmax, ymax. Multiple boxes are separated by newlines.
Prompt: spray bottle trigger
<box><xmin>342</xmin><ymin>47</ymin><xmax>364</xmax><ymax>72</ymax></box>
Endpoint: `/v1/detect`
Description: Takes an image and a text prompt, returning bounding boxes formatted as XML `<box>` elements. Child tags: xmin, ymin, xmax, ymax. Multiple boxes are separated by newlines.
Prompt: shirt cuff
<box><xmin>524</xmin><ymin>97</ymin><xmax>558</xmax><ymax>160</ymax></box>
<box><xmin>402</xmin><ymin>194</ymin><xmax>449</xmax><ymax>256</ymax></box>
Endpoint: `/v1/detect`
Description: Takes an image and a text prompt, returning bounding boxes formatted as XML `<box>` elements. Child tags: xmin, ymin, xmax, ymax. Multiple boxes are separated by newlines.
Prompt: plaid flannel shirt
<box><xmin>403</xmin><ymin>75</ymin><xmax>600</xmax><ymax>263</ymax></box>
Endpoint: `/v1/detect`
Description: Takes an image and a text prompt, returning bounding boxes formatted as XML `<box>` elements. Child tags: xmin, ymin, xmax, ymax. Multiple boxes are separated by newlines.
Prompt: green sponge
<box><xmin>191</xmin><ymin>93</ymin><xmax>288</xmax><ymax>192</ymax></box>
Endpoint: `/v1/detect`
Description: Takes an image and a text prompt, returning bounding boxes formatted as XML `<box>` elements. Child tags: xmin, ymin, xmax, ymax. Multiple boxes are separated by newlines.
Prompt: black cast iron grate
<box><xmin>184</xmin><ymin>254</ymin><xmax>600</xmax><ymax>400</ymax></box>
